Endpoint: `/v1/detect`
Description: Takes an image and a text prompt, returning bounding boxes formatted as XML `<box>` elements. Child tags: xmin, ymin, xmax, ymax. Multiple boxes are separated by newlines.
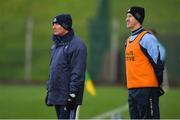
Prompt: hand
<box><xmin>65</xmin><ymin>93</ymin><xmax>76</xmax><ymax>110</ymax></box>
<box><xmin>157</xmin><ymin>87</ymin><xmax>165</xmax><ymax>96</ymax></box>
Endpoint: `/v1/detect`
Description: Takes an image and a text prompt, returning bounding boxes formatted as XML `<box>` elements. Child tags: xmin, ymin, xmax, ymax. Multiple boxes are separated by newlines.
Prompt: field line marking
<box><xmin>92</xmin><ymin>103</ymin><xmax>128</xmax><ymax>119</ymax></box>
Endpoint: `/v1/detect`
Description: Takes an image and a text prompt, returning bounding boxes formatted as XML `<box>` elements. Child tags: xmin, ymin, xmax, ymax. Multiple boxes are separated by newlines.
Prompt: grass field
<box><xmin>0</xmin><ymin>85</ymin><xmax>179</xmax><ymax>119</ymax></box>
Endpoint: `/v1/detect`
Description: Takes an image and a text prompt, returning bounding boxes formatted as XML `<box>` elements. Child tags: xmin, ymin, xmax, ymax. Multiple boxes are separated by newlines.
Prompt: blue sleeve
<box><xmin>158</xmin><ymin>43</ymin><xmax>166</xmax><ymax>61</ymax></box>
<box><xmin>140</xmin><ymin>33</ymin><xmax>166</xmax><ymax>63</ymax></box>
<box><xmin>140</xmin><ymin>33</ymin><xmax>166</xmax><ymax>86</ymax></box>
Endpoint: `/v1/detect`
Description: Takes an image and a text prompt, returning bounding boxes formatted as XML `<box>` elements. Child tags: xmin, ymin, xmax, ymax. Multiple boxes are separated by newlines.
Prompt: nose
<box><xmin>52</xmin><ymin>24</ymin><xmax>56</xmax><ymax>29</ymax></box>
<box><xmin>126</xmin><ymin>17</ymin><xmax>129</xmax><ymax>23</ymax></box>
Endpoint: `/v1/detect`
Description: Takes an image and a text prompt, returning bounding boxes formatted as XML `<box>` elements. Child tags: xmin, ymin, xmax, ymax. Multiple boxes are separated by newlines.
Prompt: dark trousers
<box><xmin>128</xmin><ymin>87</ymin><xmax>160</xmax><ymax>119</ymax></box>
<box><xmin>55</xmin><ymin>105</ymin><xmax>78</xmax><ymax>119</ymax></box>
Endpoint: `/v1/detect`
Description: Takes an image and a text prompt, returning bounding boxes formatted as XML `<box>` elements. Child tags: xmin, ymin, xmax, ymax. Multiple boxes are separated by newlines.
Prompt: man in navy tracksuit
<box><xmin>45</xmin><ymin>13</ymin><xmax>87</xmax><ymax>119</ymax></box>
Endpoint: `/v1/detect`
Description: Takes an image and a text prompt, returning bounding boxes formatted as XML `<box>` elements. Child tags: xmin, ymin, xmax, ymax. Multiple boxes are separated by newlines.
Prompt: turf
<box><xmin>0</xmin><ymin>85</ymin><xmax>179</xmax><ymax>119</ymax></box>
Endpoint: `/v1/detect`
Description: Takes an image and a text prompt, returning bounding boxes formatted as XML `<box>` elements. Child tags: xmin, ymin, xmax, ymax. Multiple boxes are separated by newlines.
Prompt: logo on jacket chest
<box><xmin>126</xmin><ymin>50</ymin><xmax>135</xmax><ymax>61</ymax></box>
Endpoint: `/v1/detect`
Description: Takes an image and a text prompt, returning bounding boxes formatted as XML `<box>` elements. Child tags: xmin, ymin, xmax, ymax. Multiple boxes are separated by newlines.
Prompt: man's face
<box><xmin>126</xmin><ymin>13</ymin><xmax>139</xmax><ymax>30</ymax></box>
<box><xmin>52</xmin><ymin>23</ymin><xmax>67</xmax><ymax>36</ymax></box>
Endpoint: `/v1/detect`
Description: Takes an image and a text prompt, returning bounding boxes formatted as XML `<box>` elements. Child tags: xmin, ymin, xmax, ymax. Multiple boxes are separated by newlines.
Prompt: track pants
<box><xmin>55</xmin><ymin>105</ymin><xmax>78</xmax><ymax>119</ymax></box>
<box><xmin>128</xmin><ymin>87</ymin><xmax>160</xmax><ymax>119</ymax></box>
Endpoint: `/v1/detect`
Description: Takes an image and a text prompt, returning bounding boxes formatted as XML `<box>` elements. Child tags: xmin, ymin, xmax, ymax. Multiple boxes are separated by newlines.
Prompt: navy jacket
<box><xmin>47</xmin><ymin>30</ymin><xmax>87</xmax><ymax>105</ymax></box>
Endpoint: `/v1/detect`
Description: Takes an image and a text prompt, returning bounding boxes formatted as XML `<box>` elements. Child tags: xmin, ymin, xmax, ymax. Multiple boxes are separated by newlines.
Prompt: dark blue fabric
<box><xmin>128</xmin><ymin>87</ymin><xmax>160</xmax><ymax>119</ymax></box>
<box><xmin>131</xmin><ymin>26</ymin><xmax>144</xmax><ymax>36</ymax></box>
<box><xmin>55</xmin><ymin>105</ymin><xmax>78</xmax><ymax>119</ymax></box>
<box><xmin>47</xmin><ymin>30</ymin><xmax>87</xmax><ymax>105</ymax></box>
<box><xmin>52</xmin><ymin>29</ymin><xmax>74</xmax><ymax>45</ymax></box>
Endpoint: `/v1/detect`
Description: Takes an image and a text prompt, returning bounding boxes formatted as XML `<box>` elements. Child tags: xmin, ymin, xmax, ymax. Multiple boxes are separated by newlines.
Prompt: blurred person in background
<box><xmin>45</xmin><ymin>13</ymin><xmax>87</xmax><ymax>119</ymax></box>
<box><xmin>125</xmin><ymin>6</ymin><xmax>166</xmax><ymax>119</ymax></box>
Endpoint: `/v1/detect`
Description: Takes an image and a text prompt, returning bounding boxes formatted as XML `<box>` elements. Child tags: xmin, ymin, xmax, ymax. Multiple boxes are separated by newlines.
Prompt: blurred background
<box><xmin>0</xmin><ymin>0</ymin><xmax>180</xmax><ymax>119</ymax></box>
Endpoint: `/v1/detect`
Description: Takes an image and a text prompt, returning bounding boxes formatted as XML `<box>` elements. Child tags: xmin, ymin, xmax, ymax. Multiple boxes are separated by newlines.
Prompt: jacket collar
<box><xmin>131</xmin><ymin>26</ymin><xmax>144</xmax><ymax>36</ymax></box>
<box><xmin>52</xmin><ymin>29</ymin><xmax>74</xmax><ymax>46</ymax></box>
